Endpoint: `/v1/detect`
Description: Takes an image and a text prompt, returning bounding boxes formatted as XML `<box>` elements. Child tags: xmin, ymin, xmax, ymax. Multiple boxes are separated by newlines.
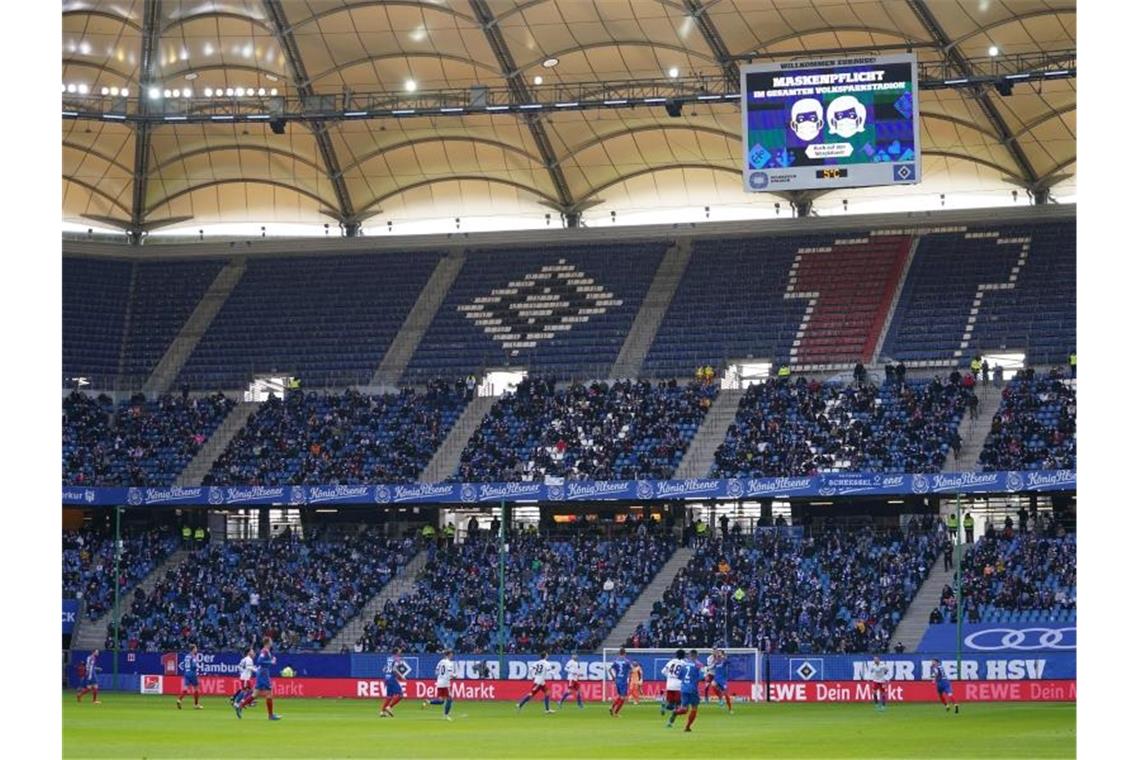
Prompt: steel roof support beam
<box><xmin>262</xmin><ymin>0</ymin><xmax>359</xmax><ymax>234</ymax></box>
<box><xmin>469</xmin><ymin>0</ymin><xmax>575</xmax><ymax>220</ymax></box>
<box><xmin>128</xmin><ymin>0</ymin><xmax>162</xmax><ymax>243</ymax></box>
<box><xmin>683</xmin><ymin>0</ymin><xmax>739</xmax><ymax>81</ymax></box>
<box><xmin>907</xmin><ymin>0</ymin><xmax>1041</xmax><ymax>195</ymax></box>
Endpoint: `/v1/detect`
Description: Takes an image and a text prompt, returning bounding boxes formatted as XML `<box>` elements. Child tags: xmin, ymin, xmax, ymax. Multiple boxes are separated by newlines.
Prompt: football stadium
<box><xmin>56</xmin><ymin>1</ymin><xmax>1084</xmax><ymax>757</ymax></box>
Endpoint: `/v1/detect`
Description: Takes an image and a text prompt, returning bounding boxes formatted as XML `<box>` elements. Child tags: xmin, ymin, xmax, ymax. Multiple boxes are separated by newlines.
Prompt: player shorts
<box><xmin>239</xmin><ymin>679</ymin><xmax>253</xmax><ymax>690</ymax></box>
<box><xmin>529</xmin><ymin>683</ymin><xmax>548</xmax><ymax>695</ymax></box>
<box><xmin>872</xmin><ymin>682</ymin><xmax>886</xmax><ymax>692</ymax></box>
<box><xmin>256</xmin><ymin>675</ymin><xmax>272</xmax><ymax>691</ymax></box>
<box><xmin>680</xmin><ymin>690</ymin><xmax>701</xmax><ymax>708</ymax></box>
<box><xmin>704</xmin><ymin>673</ymin><xmax>715</xmax><ymax>683</ymax></box>
<box><xmin>665</xmin><ymin>689</ymin><xmax>681</xmax><ymax>705</ymax></box>
<box><xmin>936</xmin><ymin>680</ymin><xmax>953</xmax><ymax>695</ymax></box>
<box><xmin>567</xmin><ymin>680</ymin><xmax>580</xmax><ymax>692</ymax></box>
<box><xmin>714</xmin><ymin>679</ymin><xmax>728</xmax><ymax>692</ymax></box>
<box><xmin>183</xmin><ymin>675</ymin><xmax>199</xmax><ymax>688</ymax></box>
<box><xmin>83</xmin><ymin>676</ymin><xmax>97</xmax><ymax>688</ymax></box>
<box><xmin>614</xmin><ymin>680</ymin><xmax>629</xmax><ymax>697</ymax></box>
<box><xmin>435</xmin><ymin>686</ymin><xmax>450</xmax><ymax>699</ymax></box>
<box><xmin>385</xmin><ymin>677</ymin><xmax>403</xmax><ymax>697</ymax></box>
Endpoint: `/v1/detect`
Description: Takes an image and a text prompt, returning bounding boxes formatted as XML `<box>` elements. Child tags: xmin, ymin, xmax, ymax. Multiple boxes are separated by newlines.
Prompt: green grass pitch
<box><xmin>63</xmin><ymin>694</ymin><xmax>1074</xmax><ymax>759</ymax></box>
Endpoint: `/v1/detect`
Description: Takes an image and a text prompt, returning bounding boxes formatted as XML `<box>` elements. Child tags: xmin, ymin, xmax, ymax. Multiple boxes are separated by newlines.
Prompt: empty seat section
<box><xmin>62</xmin><ymin>257</ymin><xmax>132</xmax><ymax>388</ymax></box>
<box><xmin>402</xmin><ymin>243</ymin><xmax>664</xmax><ymax>382</ymax></box>
<box><xmin>120</xmin><ymin>259</ymin><xmax>226</xmax><ymax>387</ymax></box>
<box><xmin>176</xmin><ymin>251</ymin><xmax>443</xmax><ymax>390</ymax></box>
<box><xmin>641</xmin><ymin>235</ymin><xmax>811</xmax><ymax>377</ymax></box>
<box><xmin>881</xmin><ymin>222</ymin><xmax>1075</xmax><ymax>366</ymax></box>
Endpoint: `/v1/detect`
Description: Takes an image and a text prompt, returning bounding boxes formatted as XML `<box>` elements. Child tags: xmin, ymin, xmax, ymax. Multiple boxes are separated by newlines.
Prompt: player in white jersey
<box><xmin>232</xmin><ymin>647</ymin><xmax>258</xmax><ymax>718</ymax></box>
<box><xmin>661</xmin><ymin>649</ymin><xmax>687</xmax><ymax>715</ymax></box>
<box><xmin>869</xmin><ymin>655</ymin><xmax>890</xmax><ymax>711</ymax></box>
<box><xmin>558</xmin><ymin>654</ymin><xmax>586</xmax><ymax>710</ymax></box>
<box><xmin>518</xmin><ymin>653</ymin><xmax>555</xmax><ymax>713</ymax></box>
<box><xmin>422</xmin><ymin>649</ymin><xmax>456</xmax><ymax>720</ymax></box>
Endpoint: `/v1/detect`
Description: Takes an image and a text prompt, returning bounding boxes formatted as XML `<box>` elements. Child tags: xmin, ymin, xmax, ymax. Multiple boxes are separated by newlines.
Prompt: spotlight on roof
<box><xmin>77</xmin><ymin>83</ymin><xmax>89</xmax><ymax>94</ymax></box>
<box><xmin>533</xmin><ymin>75</ymin><xmax>543</xmax><ymax>86</ymax></box>
<box><xmin>100</xmin><ymin>86</ymin><xmax>110</xmax><ymax>96</ymax></box>
<box><xmin>204</xmin><ymin>87</ymin><xmax>213</xmax><ymax>97</ymax></box>
<box><xmin>405</xmin><ymin>79</ymin><xmax>417</xmax><ymax>92</ymax></box>
<box><xmin>542</xmin><ymin>57</ymin><xmax>559</xmax><ymax>68</ymax></box>
<box><xmin>988</xmin><ymin>45</ymin><xmax>999</xmax><ymax>57</ymax></box>
<box><xmin>668</xmin><ymin>66</ymin><xmax>680</xmax><ymax>79</ymax></box>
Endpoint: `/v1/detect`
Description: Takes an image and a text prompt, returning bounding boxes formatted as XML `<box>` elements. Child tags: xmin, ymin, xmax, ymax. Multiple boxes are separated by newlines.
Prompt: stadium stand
<box><xmin>712</xmin><ymin>375</ymin><xmax>973</xmax><ymax>477</ymax></box>
<box><xmin>356</xmin><ymin>526</ymin><xmax>674</xmax><ymax>653</ymax></box>
<box><xmin>108</xmin><ymin>528</ymin><xmax>418</xmax><ymax>652</ymax></box>
<box><xmin>63</xmin><ymin>528</ymin><xmax>180</xmax><ymax>621</ymax></box>
<box><xmin>62</xmin><ymin>391</ymin><xmax>235</xmax><ymax>486</ymax></box>
<box><xmin>641</xmin><ymin>233</ymin><xmax>910</xmax><ymax>375</ymax></box>
<box><xmin>62</xmin><ymin>257</ymin><xmax>132</xmax><ymax>388</ymax></box>
<box><xmin>978</xmin><ymin>369</ymin><xmax>1076</xmax><ymax>471</ymax></box>
<box><xmin>454</xmin><ymin>377</ymin><xmax>717</xmax><ymax>482</ymax></box>
<box><xmin>934</xmin><ymin>528</ymin><xmax>1075</xmax><ymax>625</ymax></box>
<box><xmin>203</xmin><ymin>382</ymin><xmax>466</xmax><ymax>486</ymax></box>
<box><xmin>121</xmin><ymin>259</ymin><xmax>226</xmax><ymax>385</ymax></box>
<box><xmin>175</xmin><ymin>251</ymin><xmax>443</xmax><ymax>390</ymax></box>
<box><xmin>403</xmin><ymin>244</ymin><xmax>664</xmax><ymax>383</ymax></box>
<box><xmin>626</xmin><ymin>525</ymin><xmax>941</xmax><ymax>653</ymax></box>
<box><xmin>881</xmin><ymin>223</ymin><xmax>1076</xmax><ymax>367</ymax></box>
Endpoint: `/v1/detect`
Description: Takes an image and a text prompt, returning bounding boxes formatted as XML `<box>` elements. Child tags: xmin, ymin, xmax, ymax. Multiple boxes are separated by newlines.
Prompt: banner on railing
<box><xmin>62</xmin><ymin>600</ymin><xmax>78</xmax><ymax>635</ymax></box>
<box><xmin>62</xmin><ymin>469</ymin><xmax>1076</xmax><ymax>507</ymax></box>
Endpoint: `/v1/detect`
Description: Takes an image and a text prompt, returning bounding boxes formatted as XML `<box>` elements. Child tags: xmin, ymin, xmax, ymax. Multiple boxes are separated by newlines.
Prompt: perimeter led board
<box><xmin>741</xmin><ymin>53</ymin><xmax>921</xmax><ymax>192</ymax></box>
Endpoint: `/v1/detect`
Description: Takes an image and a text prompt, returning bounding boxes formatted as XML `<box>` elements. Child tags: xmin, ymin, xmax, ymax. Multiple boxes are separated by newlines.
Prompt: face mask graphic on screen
<box><xmin>827</xmin><ymin>95</ymin><xmax>867</xmax><ymax>139</ymax></box>
<box><xmin>789</xmin><ymin>98</ymin><xmax>824</xmax><ymax>141</ymax></box>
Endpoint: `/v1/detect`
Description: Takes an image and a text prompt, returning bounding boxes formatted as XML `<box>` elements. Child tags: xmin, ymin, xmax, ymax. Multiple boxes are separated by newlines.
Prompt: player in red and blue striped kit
<box><xmin>176</xmin><ymin>644</ymin><xmax>203</xmax><ymax>710</ymax></box>
<box><xmin>76</xmin><ymin>649</ymin><xmax>101</xmax><ymax>704</ymax></box>
<box><xmin>236</xmin><ymin>637</ymin><xmax>282</xmax><ymax>720</ymax></box>
<box><xmin>931</xmin><ymin>659</ymin><xmax>960</xmax><ymax>714</ymax></box>
<box><xmin>608</xmin><ymin>648</ymin><xmax>633</xmax><ymax>717</ymax></box>
<box><xmin>380</xmin><ymin>649</ymin><xmax>407</xmax><ymax>718</ymax></box>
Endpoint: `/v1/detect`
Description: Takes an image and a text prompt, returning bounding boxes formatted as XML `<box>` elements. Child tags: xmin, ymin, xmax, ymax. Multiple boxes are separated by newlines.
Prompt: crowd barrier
<box><xmin>62</xmin><ymin>469</ymin><xmax>1076</xmax><ymax>507</ymax></box>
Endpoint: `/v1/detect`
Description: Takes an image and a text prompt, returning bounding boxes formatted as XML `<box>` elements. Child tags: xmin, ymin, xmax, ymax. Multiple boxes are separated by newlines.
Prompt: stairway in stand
<box><xmin>672</xmin><ymin>388</ymin><xmax>744</xmax><ymax>479</ymax></box>
<box><xmin>598</xmin><ymin>544</ymin><xmax>693</xmax><ymax>652</ymax></box>
<box><xmin>324</xmin><ymin>548</ymin><xmax>431</xmax><ymax>652</ymax></box>
<box><xmin>71</xmin><ymin>549</ymin><xmax>192</xmax><ymax>651</ymax></box>
<box><xmin>175</xmin><ymin>400</ymin><xmax>259</xmax><ymax>486</ymax></box>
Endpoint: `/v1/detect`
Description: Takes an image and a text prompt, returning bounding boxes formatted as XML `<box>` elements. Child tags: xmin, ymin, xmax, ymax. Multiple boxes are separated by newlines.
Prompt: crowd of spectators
<box><xmin>108</xmin><ymin>527</ymin><xmax>417</xmax><ymax>652</ymax></box>
<box><xmin>455</xmin><ymin>377</ymin><xmax>717</xmax><ymax>482</ymax></box>
<box><xmin>934</xmin><ymin>523</ymin><xmax>1075</xmax><ymax>625</ymax></box>
<box><xmin>627</xmin><ymin>523</ymin><xmax>941</xmax><ymax>653</ymax></box>
<box><xmin>63</xmin><ymin>391</ymin><xmax>235</xmax><ymax>486</ymax></box>
<box><xmin>63</xmin><ymin>528</ymin><xmax>180</xmax><ymax>620</ymax></box>
<box><xmin>978</xmin><ymin>368</ymin><xmax>1075</xmax><ymax>471</ymax></box>
<box><xmin>713</xmin><ymin>375</ymin><xmax>973</xmax><ymax>477</ymax></box>
<box><xmin>357</xmin><ymin>523</ymin><xmax>675</xmax><ymax>653</ymax></box>
<box><xmin>204</xmin><ymin>381</ymin><xmax>466</xmax><ymax>485</ymax></box>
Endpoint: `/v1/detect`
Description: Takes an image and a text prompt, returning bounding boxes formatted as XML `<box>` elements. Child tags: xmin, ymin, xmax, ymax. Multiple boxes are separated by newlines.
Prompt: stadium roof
<box><xmin>62</xmin><ymin>0</ymin><xmax>1076</xmax><ymax>234</ymax></box>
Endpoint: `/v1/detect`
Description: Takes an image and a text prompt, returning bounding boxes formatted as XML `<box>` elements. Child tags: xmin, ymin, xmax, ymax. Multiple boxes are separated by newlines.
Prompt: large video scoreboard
<box><xmin>741</xmin><ymin>53</ymin><xmax>921</xmax><ymax>193</ymax></box>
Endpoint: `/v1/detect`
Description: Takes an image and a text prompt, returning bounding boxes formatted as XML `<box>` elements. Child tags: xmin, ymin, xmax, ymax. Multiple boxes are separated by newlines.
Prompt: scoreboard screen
<box><xmin>741</xmin><ymin>53</ymin><xmax>921</xmax><ymax>192</ymax></box>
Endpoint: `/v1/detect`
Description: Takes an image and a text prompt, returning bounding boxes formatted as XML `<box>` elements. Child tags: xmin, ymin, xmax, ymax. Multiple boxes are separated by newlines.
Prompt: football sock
<box><xmin>266</xmin><ymin>697</ymin><xmax>274</xmax><ymax>716</ymax></box>
<box><xmin>444</xmin><ymin>698</ymin><xmax>452</xmax><ymax>716</ymax></box>
<box><xmin>686</xmin><ymin>709</ymin><xmax>697</xmax><ymax>730</ymax></box>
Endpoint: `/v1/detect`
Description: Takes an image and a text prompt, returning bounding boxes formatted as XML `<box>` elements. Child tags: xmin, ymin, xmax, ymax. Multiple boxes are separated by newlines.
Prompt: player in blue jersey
<box><xmin>176</xmin><ymin>644</ymin><xmax>203</xmax><ymax>710</ymax></box>
<box><xmin>380</xmin><ymin>649</ymin><xmax>407</xmax><ymax>717</ymax></box>
<box><xmin>704</xmin><ymin>648</ymin><xmax>734</xmax><ymax>713</ymax></box>
<box><xmin>76</xmin><ymin>649</ymin><xmax>101</xmax><ymax>704</ymax></box>
<box><xmin>666</xmin><ymin>650</ymin><xmax>702</xmax><ymax>732</ymax></box>
<box><xmin>608</xmin><ymin>647</ymin><xmax>633</xmax><ymax>717</ymax></box>
<box><xmin>237</xmin><ymin>637</ymin><xmax>281</xmax><ymax>720</ymax></box>
<box><xmin>931</xmin><ymin>659</ymin><xmax>959</xmax><ymax>714</ymax></box>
